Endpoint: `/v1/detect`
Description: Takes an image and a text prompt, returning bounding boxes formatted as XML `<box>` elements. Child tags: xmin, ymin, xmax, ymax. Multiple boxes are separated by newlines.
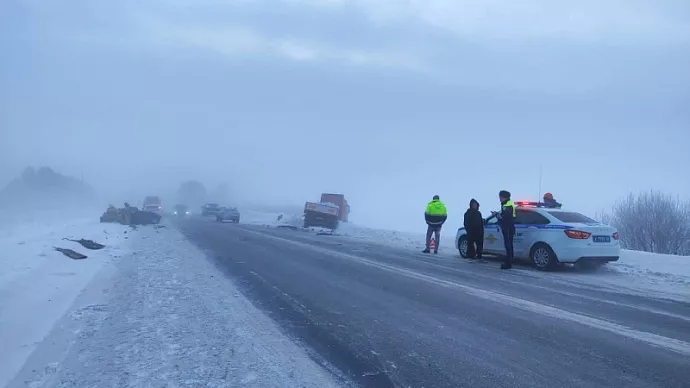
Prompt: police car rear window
<box><xmin>545</xmin><ymin>211</ymin><xmax>596</xmax><ymax>223</ymax></box>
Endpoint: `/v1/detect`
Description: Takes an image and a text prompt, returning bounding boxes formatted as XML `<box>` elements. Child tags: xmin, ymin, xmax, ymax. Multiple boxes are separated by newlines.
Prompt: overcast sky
<box><xmin>1</xmin><ymin>0</ymin><xmax>689</xmax><ymax>232</ymax></box>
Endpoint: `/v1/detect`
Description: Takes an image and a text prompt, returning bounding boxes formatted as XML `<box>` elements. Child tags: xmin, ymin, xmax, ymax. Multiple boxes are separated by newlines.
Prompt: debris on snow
<box><xmin>62</xmin><ymin>238</ymin><xmax>106</xmax><ymax>250</ymax></box>
<box><xmin>7</xmin><ymin>221</ymin><xmax>346</xmax><ymax>388</ymax></box>
<box><xmin>53</xmin><ymin>247</ymin><xmax>88</xmax><ymax>260</ymax></box>
<box><xmin>0</xmin><ymin>219</ymin><xmax>130</xmax><ymax>387</ymax></box>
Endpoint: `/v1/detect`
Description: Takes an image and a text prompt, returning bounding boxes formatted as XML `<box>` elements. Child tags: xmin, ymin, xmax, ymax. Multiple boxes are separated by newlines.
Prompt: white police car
<box><xmin>455</xmin><ymin>201</ymin><xmax>620</xmax><ymax>270</ymax></box>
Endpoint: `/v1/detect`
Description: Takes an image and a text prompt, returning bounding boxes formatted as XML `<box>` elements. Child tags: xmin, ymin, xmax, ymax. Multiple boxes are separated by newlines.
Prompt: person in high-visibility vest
<box><xmin>492</xmin><ymin>190</ymin><xmax>516</xmax><ymax>269</ymax></box>
<box><xmin>423</xmin><ymin>195</ymin><xmax>447</xmax><ymax>254</ymax></box>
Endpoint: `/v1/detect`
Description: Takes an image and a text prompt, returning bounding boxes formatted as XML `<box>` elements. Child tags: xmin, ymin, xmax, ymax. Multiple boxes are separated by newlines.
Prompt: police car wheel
<box><xmin>458</xmin><ymin>236</ymin><xmax>469</xmax><ymax>258</ymax></box>
<box><xmin>530</xmin><ymin>243</ymin><xmax>558</xmax><ymax>270</ymax></box>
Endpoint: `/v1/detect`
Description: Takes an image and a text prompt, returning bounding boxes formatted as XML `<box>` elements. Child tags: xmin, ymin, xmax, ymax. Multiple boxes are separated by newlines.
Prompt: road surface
<box><xmin>178</xmin><ymin>218</ymin><xmax>690</xmax><ymax>388</ymax></box>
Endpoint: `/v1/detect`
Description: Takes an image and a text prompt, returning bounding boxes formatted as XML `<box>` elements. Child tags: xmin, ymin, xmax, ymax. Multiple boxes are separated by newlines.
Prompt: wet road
<box><xmin>177</xmin><ymin>218</ymin><xmax>690</xmax><ymax>388</ymax></box>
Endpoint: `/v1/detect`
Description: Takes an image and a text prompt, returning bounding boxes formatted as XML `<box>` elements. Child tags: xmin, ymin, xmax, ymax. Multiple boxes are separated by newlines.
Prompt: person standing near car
<box><xmin>423</xmin><ymin>195</ymin><xmax>447</xmax><ymax>254</ymax></box>
<box><xmin>463</xmin><ymin>198</ymin><xmax>484</xmax><ymax>260</ymax></box>
<box><xmin>492</xmin><ymin>190</ymin><xmax>516</xmax><ymax>269</ymax></box>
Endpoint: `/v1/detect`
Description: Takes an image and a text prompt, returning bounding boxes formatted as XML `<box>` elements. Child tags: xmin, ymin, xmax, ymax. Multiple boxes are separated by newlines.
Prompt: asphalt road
<box><xmin>177</xmin><ymin>218</ymin><xmax>690</xmax><ymax>388</ymax></box>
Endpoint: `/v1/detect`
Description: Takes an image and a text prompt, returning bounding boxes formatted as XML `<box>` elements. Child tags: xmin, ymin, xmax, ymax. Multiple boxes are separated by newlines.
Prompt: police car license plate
<box><xmin>593</xmin><ymin>236</ymin><xmax>610</xmax><ymax>243</ymax></box>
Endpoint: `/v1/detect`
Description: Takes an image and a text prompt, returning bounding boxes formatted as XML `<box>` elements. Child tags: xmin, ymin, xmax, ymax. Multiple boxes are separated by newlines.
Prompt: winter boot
<box><xmin>500</xmin><ymin>263</ymin><xmax>512</xmax><ymax>270</ymax></box>
<box><xmin>422</xmin><ymin>249</ymin><xmax>431</xmax><ymax>253</ymax></box>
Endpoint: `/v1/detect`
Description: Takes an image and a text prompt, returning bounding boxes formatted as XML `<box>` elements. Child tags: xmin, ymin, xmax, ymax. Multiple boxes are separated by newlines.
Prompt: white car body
<box><xmin>455</xmin><ymin>202</ymin><xmax>620</xmax><ymax>269</ymax></box>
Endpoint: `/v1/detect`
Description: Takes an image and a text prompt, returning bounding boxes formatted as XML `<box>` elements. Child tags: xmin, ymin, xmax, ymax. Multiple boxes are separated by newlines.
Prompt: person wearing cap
<box><xmin>423</xmin><ymin>195</ymin><xmax>447</xmax><ymax>254</ymax></box>
<box><xmin>464</xmin><ymin>198</ymin><xmax>484</xmax><ymax>260</ymax></box>
<box><xmin>492</xmin><ymin>190</ymin><xmax>516</xmax><ymax>269</ymax></box>
<box><xmin>542</xmin><ymin>192</ymin><xmax>562</xmax><ymax>208</ymax></box>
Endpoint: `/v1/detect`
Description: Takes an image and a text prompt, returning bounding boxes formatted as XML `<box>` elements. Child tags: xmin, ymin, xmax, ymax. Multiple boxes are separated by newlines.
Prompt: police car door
<box><xmin>513</xmin><ymin>209</ymin><xmax>533</xmax><ymax>258</ymax></box>
<box><xmin>513</xmin><ymin>209</ymin><xmax>550</xmax><ymax>259</ymax></box>
<box><xmin>483</xmin><ymin>214</ymin><xmax>505</xmax><ymax>255</ymax></box>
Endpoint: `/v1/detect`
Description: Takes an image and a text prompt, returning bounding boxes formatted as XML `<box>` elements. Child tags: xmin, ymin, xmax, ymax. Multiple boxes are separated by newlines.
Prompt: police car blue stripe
<box><xmin>515</xmin><ymin>224</ymin><xmax>573</xmax><ymax>229</ymax></box>
<box><xmin>457</xmin><ymin>224</ymin><xmax>574</xmax><ymax>232</ymax></box>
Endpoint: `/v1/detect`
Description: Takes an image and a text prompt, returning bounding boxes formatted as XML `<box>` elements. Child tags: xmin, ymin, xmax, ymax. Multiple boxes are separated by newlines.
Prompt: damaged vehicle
<box><xmin>100</xmin><ymin>202</ymin><xmax>162</xmax><ymax>225</ymax></box>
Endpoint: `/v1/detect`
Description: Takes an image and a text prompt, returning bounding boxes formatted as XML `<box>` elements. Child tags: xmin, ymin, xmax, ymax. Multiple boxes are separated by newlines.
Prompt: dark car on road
<box><xmin>216</xmin><ymin>207</ymin><xmax>240</xmax><ymax>223</ymax></box>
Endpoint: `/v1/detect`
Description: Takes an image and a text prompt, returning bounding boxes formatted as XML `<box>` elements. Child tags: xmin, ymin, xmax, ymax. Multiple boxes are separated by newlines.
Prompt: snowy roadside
<box><xmin>576</xmin><ymin>250</ymin><xmax>690</xmax><ymax>301</ymax></box>
<box><xmin>7</xmin><ymin>221</ymin><xmax>348</xmax><ymax>388</ymax></box>
<box><xmin>0</xmin><ymin>219</ymin><xmax>131</xmax><ymax>387</ymax></box>
<box><xmin>245</xmin><ymin>210</ymin><xmax>690</xmax><ymax>300</ymax></box>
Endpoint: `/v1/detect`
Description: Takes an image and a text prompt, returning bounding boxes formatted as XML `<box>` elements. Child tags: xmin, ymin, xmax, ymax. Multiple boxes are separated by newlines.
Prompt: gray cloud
<box><xmin>1</xmin><ymin>0</ymin><xmax>688</xmax><ymax>231</ymax></box>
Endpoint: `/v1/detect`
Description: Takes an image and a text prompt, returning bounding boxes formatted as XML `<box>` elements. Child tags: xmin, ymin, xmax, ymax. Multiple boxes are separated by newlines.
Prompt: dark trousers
<box><xmin>425</xmin><ymin>225</ymin><xmax>441</xmax><ymax>251</ymax></box>
<box><xmin>501</xmin><ymin>225</ymin><xmax>515</xmax><ymax>265</ymax></box>
<box><xmin>467</xmin><ymin>234</ymin><xmax>484</xmax><ymax>258</ymax></box>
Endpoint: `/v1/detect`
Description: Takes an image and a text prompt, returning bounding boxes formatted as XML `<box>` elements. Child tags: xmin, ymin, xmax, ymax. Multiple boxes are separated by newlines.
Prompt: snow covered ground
<box><xmin>247</xmin><ymin>210</ymin><xmax>690</xmax><ymax>301</ymax></box>
<box><xmin>0</xmin><ymin>219</ymin><xmax>131</xmax><ymax>387</ymax></box>
<box><xmin>2</xmin><ymin>218</ymin><xmax>347</xmax><ymax>388</ymax></box>
<box><xmin>2</xmin><ymin>210</ymin><xmax>687</xmax><ymax>386</ymax></box>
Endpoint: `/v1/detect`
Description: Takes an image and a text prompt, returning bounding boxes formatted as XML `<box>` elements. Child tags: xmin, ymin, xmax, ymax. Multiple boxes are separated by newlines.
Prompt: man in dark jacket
<box><xmin>423</xmin><ymin>195</ymin><xmax>447</xmax><ymax>254</ymax></box>
<box><xmin>463</xmin><ymin>199</ymin><xmax>484</xmax><ymax>260</ymax></box>
<box><xmin>492</xmin><ymin>190</ymin><xmax>516</xmax><ymax>269</ymax></box>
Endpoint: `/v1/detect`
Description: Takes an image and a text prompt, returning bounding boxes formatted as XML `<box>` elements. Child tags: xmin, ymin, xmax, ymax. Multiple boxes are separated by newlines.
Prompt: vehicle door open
<box><xmin>483</xmin><ymin>214</ymin><xmax>505</xmax><ymax>255</ymax></box>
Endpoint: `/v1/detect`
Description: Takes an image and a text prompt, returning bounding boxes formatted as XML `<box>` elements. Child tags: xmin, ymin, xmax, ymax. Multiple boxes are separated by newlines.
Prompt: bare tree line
<box><xmin>597</xmin><ymin>191</ymin><xmax>690</xmax><ymax>256</ymax></box>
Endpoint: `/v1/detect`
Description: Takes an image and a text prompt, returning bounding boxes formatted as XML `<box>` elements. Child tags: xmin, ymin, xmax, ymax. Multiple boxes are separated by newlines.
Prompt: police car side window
<box><xmin>515</xmin><ymin>210</ymin><xmax>527</xmax><ymax>224</ymax></box>
<box><xmin>516</xmin><ymin>210</ymin><xmax>550</xmax><ymax>225</ymax></box>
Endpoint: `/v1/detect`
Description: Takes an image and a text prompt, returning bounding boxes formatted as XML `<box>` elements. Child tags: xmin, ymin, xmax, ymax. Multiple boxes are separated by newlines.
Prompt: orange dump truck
<box><xmin>320</xmin><ymin>193</ymin><xmax>350</xmax><ymax>222</ymax></box>
<box><xmin>303</xmin><ymin>193</ymin><xmax>350</xmax><ymax>229</ymax></box>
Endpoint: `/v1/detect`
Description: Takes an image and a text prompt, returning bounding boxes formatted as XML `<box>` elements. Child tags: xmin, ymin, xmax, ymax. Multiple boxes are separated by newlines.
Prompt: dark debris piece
<box><xmin>54</xmin><ymin>247</ymin><xmax>88</xmax><ymax>260</ymax></box>
<box><xmin>62</xmin><ymin>238</ymin><xmax>106</xmax><ymax>250</ymax></box>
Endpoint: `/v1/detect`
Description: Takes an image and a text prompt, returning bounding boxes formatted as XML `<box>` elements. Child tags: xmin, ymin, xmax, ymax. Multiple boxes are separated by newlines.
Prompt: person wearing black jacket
<box><xmin>463</xmin><ymin>199</ymin><xmax>484</xmax><ymax>260</ymax></box>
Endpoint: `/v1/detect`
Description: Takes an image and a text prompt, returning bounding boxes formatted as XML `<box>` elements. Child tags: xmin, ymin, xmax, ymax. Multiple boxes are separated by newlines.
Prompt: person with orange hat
<box><xmin>542</xmin><ymin>192</ymin><xmax>562</xmax><ymax>208</ymax></box>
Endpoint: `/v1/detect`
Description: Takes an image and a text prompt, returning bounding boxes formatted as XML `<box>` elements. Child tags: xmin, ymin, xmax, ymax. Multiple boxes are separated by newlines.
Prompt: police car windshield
<box><xmin>545</xmin><ymin>211</ymin><xmax>596</xmax><ymax>223</ymax></box>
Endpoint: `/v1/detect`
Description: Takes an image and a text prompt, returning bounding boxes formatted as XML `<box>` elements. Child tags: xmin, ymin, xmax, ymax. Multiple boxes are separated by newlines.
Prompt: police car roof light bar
<box><xmin>516</xmin><ymin>201</ymin><xmax>561</xmax><ymax>208</ymax></box>
<box><xmin>515</xmin><ymin>201</ymin><xmax>540</xmax><ymax>207</ymax></box>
